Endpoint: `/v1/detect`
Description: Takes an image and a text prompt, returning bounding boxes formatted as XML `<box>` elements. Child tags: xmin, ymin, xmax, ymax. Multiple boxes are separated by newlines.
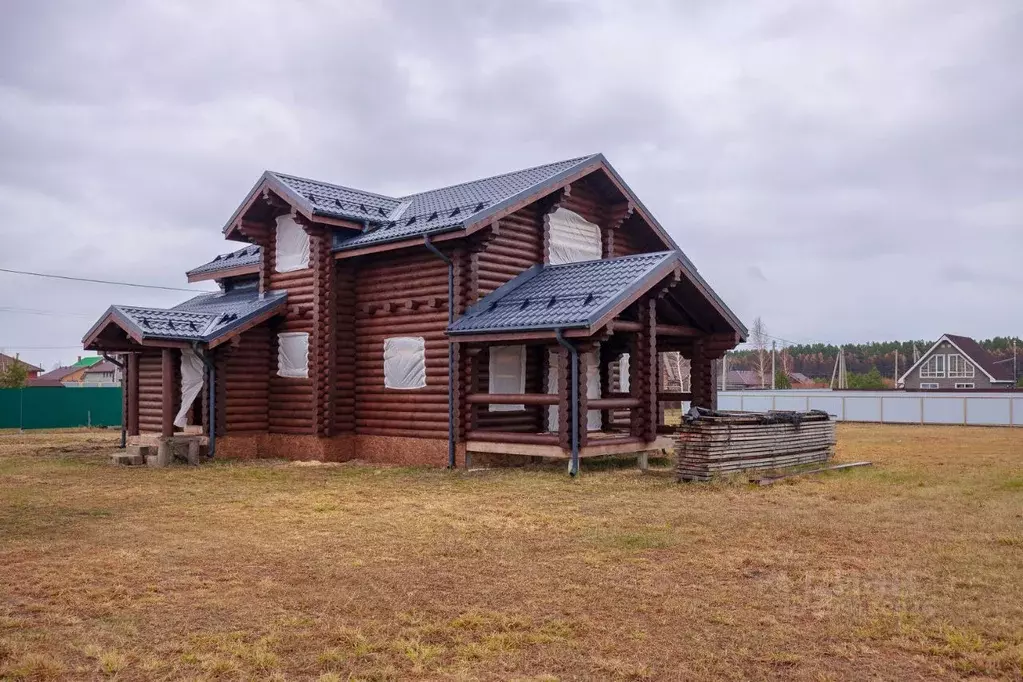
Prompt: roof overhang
<box><xmin>82</xmin><ymin>295</ymin><xmax>288</xmax><ymax>352</ymax></box>
<box><xmin>223</xmin><ymin>172</ymin><xmax>365</xmax><ymax>241</ymax></box>
<box><xmin>186</xmin><ymin>263</ymin><xmax>260</xmax><ymax>283</ymax></box>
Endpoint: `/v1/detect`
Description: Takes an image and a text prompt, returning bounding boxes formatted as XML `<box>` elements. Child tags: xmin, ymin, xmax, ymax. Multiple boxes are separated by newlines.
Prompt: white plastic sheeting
<box><xmin>547</xmin><ymin>207</ymin><xmax>601</xmax><ymax>265</ymax></box>
<box><xmin>277</xmin><ymin>332</ymin><xmax>309</xmax><ymax>378</ymax></box>
<box><xmin>383</xmin><ymin>336</ymin><xmax>426</xmax><ymax>389</ymax></box>
<box><xmin>173</xmin><ymin>348</ymin><xmax>205</xmax><ymax>428</ymax></box>
<box><xmin>619</xmin><ymin>353</ymin><xmax>630</xmax><ymax>393</ymax></box>
<box><xmin>488</xmin><ymin>345</ymin><xmax>526</xmax><ymax>411</ymax></box>
<box><xmin>546</xmin><ymin>347</ymin><xmax>601</xmax><ymax>431</ymax></box>
<box><xmin>274</xmin><ymin>214</ymin><xmax>310</xmax><ymax>273</ymax></box>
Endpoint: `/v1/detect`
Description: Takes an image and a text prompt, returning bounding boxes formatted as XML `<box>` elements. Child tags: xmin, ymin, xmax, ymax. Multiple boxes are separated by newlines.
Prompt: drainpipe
<box><xmin>101</xmin><ymin>352</ymin><xmax>127</xmax><ymax>449</ymax></box>
<box><xmin>192</xmin><ymin>342</ymin><xmax>216</xmax><ymax>459</ymax></box>
<box><xmin>555</xmin><ymin>329</ymin><xmax>580</xmax><ymax>477</ymax></box>
<box><xmin>423</xmin><ymin>234</ymin><xmax>456</xmax><ymax>469</ymax></box>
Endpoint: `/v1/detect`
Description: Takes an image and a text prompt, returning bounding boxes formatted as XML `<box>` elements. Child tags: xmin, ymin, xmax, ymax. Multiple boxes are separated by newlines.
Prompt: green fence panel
<box><xmin>0</xmin><ymin>387</ymin><xmax>122</xmax><ymax>429</ymax></box>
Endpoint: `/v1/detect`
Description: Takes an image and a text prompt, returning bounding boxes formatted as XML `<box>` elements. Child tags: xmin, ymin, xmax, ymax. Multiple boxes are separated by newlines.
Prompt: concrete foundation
<box><xmin>214</xmin><ymin>433</ymin><xmax>464</xmax><ymax>467</ymax></box>
<box><xmin>149</xmin><ymin>436</ymin><xmax>206</xmax><ymax>467</ymax></box>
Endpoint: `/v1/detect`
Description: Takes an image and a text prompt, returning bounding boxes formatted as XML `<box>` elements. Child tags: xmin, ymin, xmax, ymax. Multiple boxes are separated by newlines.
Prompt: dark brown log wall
<box><xmin>222</xmin><ymin>327</ymin><xmax>271</xmax><ymax>434</ymax></box>
<box><xmin>474</xmin><ymin>204</ymin><xmax>544</xmax><ymax>298</ymax></box>
<box><xmin>612</xmin><ymin>217</ymin><xmax>663</xmax><ymax>257</ymax></box>
<box><xmin>353</xmin><ymin>248</ymin><xmax>454</xmax><ymax>440</ymax></box>
<box><xmin>264</xmin><ymin>226</ymin><xmax>316</xmax><ymax>435</ymax></box>
<box><xmin>334</xmin><ymin>263</ymin><xmax>356</xmax><ymax>434</ymax></box>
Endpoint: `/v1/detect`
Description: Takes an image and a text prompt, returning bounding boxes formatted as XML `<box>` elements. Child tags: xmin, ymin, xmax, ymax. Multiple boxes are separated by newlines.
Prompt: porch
<box><xmin>447</xmin><ymin>252</ymin><xmax>743</xmax><ymax>472</ymax></box>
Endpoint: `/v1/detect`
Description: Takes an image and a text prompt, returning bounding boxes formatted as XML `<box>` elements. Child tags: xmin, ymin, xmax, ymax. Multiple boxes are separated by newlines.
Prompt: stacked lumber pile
<box><xmin>674</xmin><ymin>409</ymin><xmax>836</xmax><ymax>481</ymax></box>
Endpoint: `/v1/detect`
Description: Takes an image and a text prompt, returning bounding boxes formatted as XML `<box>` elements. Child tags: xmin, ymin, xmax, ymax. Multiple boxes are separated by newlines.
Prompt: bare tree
<box><xmin>662</xmin><ymin>351</ymin><xmax>691</xmax><ymax>392</ymax></box>
<box><xmin>750</xmin><ymin>316</ymin><xmax>769</xmax><ymax>388</ymax></box>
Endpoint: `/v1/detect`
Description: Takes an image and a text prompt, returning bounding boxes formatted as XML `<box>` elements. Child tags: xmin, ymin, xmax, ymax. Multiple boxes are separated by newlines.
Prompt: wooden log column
<box><xmin>630</xmin><ymin>298</ymin><xmax>657</xmax><ymax>442</ymax></box>
<box><xmin>598</xmin><ymin>344</ymin><xmax>614</xmax><ymax>431</ymax></box>
<box><xmin>127</xmin><ymin>353</ymin><xmax>139</xmax><ymax>436</ymax></box>
<box><xmin>690</xmin><ymin>338</ymin><xmax>716</xmax><ymax>410</ymax></box>
<box><xmin>642</xmin><ymin>299</ymin><xmax>658</xmax><ymax>442</ymax></box>
<box><xmin>576</xmin><ymin>343</ymin><xmax>591</xmax><ymax>448</ymax></box>
<box><xmin>161</xmin><ymin>348</ymin><xmax>174</xmax><ymax>437</ymax></box>
<box><xmin>557</xmin><ymin>345</ymin><xmax>571</xmax><ymax>450</ymax></box>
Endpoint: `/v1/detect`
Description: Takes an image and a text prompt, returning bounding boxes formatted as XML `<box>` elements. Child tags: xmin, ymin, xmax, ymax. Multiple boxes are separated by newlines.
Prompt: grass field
<box><xmin>1</xmin><ymin>425</ymin><xmax>1021</xmax><ymax>681</ymax></box>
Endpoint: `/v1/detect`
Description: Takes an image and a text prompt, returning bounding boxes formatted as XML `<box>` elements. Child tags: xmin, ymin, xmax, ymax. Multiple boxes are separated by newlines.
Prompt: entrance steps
<box><xmin>112</xmin><ymin>438</ymin><xmax>208</xmax><ymax>467</ymax></box>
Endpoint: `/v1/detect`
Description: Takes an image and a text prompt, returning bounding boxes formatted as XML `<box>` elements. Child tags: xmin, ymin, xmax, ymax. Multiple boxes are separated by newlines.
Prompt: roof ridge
<box><xmin>399</xmin><ymin>154</ymin><xmax>600</xmax><ymax>201</ymax></box>
<box><xmin>267</xmin><ymin>170</ymin><xmax>400</xmax><ymax>203</ymax></box>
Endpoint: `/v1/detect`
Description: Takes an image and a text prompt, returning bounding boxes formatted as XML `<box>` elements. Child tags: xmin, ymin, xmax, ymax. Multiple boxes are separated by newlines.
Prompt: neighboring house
<box><xmin>83</xmin><ymin>154</ymin><xmax>746</xmax><ymax>468</ymax></box>
<box><xmin>78</xmin><ymin>360</ymin><xmax>122</xmax><ymax>386</ymax></box>
<box><xmin>726</xmin><ymin>370</ymin><xmax>763</xmax><ymax>390</ymax></box>
<box><xmin>0</xmin><ymin>353</ymin><xmax>42</xmax><ymax>380</ymax></box>
<box><xmin>898</xmin><ymin>334</ymin><xmax>1015</xmax><ymax>390</ymax></box>
<box><xmin>788</xmin><ymin>371</ymin><xmax>813</xmax><ymax>385</ymax></box>
<box><xmin>28</xmin><ymin>366</ymin><xmax>78</xmax><ymax>387</ymax></box>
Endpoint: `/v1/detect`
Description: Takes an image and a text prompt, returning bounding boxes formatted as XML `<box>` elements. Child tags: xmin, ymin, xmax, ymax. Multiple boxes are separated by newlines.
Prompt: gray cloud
<box><xmin>1</xmin><ymin>0</ymin><xmax>1021</xmax><ymax>367</ymax></box>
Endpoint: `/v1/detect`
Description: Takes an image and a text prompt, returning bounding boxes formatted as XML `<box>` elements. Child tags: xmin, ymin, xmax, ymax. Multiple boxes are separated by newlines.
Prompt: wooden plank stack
<box><xmin>674</xmin><ymin>409</ymin><xmax>836</xmax><ymax>481</ymax></box>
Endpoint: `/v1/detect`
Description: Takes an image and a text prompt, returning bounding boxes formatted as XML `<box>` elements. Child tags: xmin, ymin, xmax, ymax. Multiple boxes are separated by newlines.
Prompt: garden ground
<box><xmin>1</xmin><ymin>424</ymin><xmax>1021</xmax><ymax>680</ymax></box>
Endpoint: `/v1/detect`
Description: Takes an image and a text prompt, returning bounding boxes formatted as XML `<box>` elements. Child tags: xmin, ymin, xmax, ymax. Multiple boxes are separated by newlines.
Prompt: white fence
<box><xmin>718</xmin><ymin>390</ymin><xmax>1022</xmax><ymax>427</ymax></box>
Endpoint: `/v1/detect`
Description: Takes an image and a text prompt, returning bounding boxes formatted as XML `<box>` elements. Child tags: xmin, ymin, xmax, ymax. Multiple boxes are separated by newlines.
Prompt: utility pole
<box><xmin>771</xmin><ymin>341</ymin><xmax>777</xmax><ymax>389</ymax></box>
<box><xmin>1014</xmin><ymin>338</ymin><xmax>1017</xmax><ymax>385</ymax></box>
<box><xmin>830</xmin><ymin>348</ymin><xmax>848</xmax><ymax>390</ymax></box>
<box><xmin>721</xmin><ymin>353</ymin><xmax>727</xmax><ymax>391</ymax></box>
<box><xmin>894</xmin><ymin>349</ymin><xmax>899</xmax><ymax>388</ymax></box>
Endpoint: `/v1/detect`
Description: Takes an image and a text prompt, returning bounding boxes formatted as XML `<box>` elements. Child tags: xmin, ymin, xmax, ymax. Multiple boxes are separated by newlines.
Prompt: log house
<box><xmin>83</xmin><ymin>154</ymin><xmax>746</xmax><ymax>470</ymax></box>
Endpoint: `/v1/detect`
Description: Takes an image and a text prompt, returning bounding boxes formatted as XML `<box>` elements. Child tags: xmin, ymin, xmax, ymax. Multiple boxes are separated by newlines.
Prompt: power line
<box><xmin>0</xmin><ymin>267</ymin><xmax>199</xmax><ymax>292</ymax></box>
<box><xmin>0</xmin><ymin>306</ymin><xmax>94</xmax><ymax>319</ymax></box>
<box><xmin>0</xmin><ymin>345</ymin><xmax>86</xmax><ymax>350</ymax></box>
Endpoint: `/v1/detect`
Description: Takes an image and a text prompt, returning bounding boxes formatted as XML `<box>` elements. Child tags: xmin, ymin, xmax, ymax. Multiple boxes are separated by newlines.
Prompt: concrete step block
<box><xmin>112</xmin><ymin>453</ymin><xmax>145</xmax><ymax>466</ymax></box>
<box><xmin>127</xmin><ymin>444</ymin><xmax>155</xmax><ymax>458</ymax></box>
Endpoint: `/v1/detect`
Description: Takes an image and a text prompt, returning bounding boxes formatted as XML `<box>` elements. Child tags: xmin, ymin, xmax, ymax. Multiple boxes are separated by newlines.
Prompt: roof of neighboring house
<box><xmin>727</xmin><ymin>370</ymin><xmax>763</xmax><ymax>387</ymax></box>
<box><xmin>83</xmin><ymin>287</ymin><xmax>287</xmax><ymax>347</ymax></box>
<box><xmin>448</xmin><ymin>252</ymin><xmax>679</xmax><ymax>335</ymax></box>
<box><xmin>187</xmin><ymin>244</ymin><xmax>262</xmax><ymax>279</ymax></box>
<box><xmin>944</xmin><ymin>334</ymin><xmax>1015</xmax><ymax>381</ymax></box>
<box><xmin>788</xmin><ymin>372</ymin><xmax>813</xmax><ymax>384</ymax></box>
<box><xmin>71</xmin><ymin>356</ymin><xmax>104</xmax><ymax>368</ymax></box>
<box><xmin>0</xmin><ymin>352</ymin><xmax>42</xmax><ymax>373</ymax></box>
<box><xmin>83</xmin><ymin>361</ymin><xmax>117</xmax><ymax>374</ymax></box>
<box><xmin>898</xmin><ymin>333</ymin><xmax>1015</xmax><ymax>383</ymax></box>
<box><xmin>28</xmin><ymin>366</ymin><xmax>77</xmax><ymax>386</ymax></box>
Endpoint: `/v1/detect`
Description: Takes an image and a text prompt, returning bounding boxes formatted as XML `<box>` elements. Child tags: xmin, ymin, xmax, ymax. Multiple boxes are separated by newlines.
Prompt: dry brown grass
<box><xmin>1</xmin><ymin>424</ymin><xmax>1021</xmax><ymax>681</ymax></box>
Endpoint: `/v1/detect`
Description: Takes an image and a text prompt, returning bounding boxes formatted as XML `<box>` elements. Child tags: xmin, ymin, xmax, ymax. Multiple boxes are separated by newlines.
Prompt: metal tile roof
<box><xmin>186</xmin><ymin>244</ymin><xmax>262</xmax><ymax>277</ymax></box>
<box><xmin>88</xmin><ymin>288</ymin><xmax>287</xmax><ymax>345</ymax></box>
<box><xmin>447</xmin><ymin>252</ymin><xmax>678</xmax><ymax>335</ymax></box>
<box><xmin>270</xmin><ymin>171</ymin><xmax>404</xmax><ymax>224</ymax></box>
<box><xmin>328</xmin><ymin>155</ymin><xmax>599</xmax><ymax>250</ymax></box>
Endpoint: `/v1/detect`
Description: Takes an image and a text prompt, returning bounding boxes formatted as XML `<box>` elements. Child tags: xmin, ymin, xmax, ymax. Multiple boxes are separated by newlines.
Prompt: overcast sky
<box><xmin>1</xmin><ymin>0</ymin><xmax>1020</xmax><ymax>369</ymax></box>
